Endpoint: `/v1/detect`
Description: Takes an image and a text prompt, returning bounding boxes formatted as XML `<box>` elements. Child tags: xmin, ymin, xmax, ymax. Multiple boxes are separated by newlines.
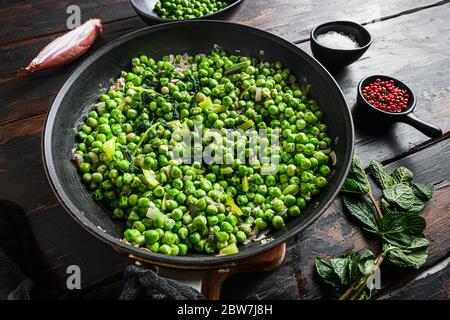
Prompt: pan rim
<box><xmin>42</xmin><ymin>20</ymin><xmax>354</xmax><ymax>267</ymax></box>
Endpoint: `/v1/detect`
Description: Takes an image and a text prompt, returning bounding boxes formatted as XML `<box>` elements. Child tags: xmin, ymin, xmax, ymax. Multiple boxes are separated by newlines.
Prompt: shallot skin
<box><xmin>25</xmin><ymin>19</ymin><xmax>102</xmax><ymax>72</ymax></box>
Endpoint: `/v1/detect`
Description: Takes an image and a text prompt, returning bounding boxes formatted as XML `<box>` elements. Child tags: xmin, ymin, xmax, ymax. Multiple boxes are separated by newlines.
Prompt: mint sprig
<box><xmin>315</xmin><ymin>156</ymin><xmax>434</xmax><ymax>300</ymax></box>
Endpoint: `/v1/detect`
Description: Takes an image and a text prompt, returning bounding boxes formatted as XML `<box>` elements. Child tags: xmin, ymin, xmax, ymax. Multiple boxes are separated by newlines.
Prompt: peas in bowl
<box><xmin>131</xmin><ymin>0</ymin><xmax>245</xmax><ymax>24</ymax></box>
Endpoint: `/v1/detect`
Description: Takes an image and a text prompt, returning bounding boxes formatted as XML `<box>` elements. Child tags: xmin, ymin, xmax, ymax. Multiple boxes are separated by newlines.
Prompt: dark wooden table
<box><xmin>1</xmin><ymin>0</ymin><xmax>449</xmax><ymax>300</ymax></box>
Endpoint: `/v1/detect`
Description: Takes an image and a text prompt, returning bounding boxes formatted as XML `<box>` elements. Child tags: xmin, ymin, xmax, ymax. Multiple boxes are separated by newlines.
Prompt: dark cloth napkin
<box><xmin>0</xmin><ymin>250</ymin><xmax>34</xmax><ymax>300</ymax></box>
<box><xmin>0</xmin><ymin>251</ymin><xmax>203</xmax><ymax>300</ymax></box>
<box><xmin>119</xmin><ymin>265</ymin><xmax>203</xmax><ymax>300</ymax></box>
<box><xmin>0</xmin><ymin>199</ymin><xmax>203</xmax><ymax>300</ymax></box>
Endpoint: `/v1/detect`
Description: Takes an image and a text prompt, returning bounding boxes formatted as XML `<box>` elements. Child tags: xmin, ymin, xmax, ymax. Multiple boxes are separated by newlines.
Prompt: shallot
<box><xmin>25</xmin><ymin>19</ymin><xmax>102</xmax><ymax>72</ymax></box>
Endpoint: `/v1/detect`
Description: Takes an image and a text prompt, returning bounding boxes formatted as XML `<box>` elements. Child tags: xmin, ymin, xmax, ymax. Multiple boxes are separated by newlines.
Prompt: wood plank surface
<box><xmin>0</xmin><ymin>0</ymin><xmax>445</xmax><ymax>124</ymax></box>
<box><xmin>0</xmin><ymin>0</ymin><xmax>439</xmax><ymax>45</ymax></box>
<box><xmin>377</xmin><ymin>257</ymin><xmax>449</xmax><ymax>300</ymax></box>
<box><xmin>1</xmin><ymin>116</ymin><xmax>447</xmax><ymax>294</ymax></box>
<box><xmin>1</xmin><ymin>2</ymin><xmax>448</xmax><ymax>155</ymax></box>
<box><xmin>221</xmin><ymin>139</ymin><xmax>450</xmax><ymax>299</ymax></box>
<box><xmin>0</xmin><ymin>115</ymin><xmax>130</xmax><ymax>288</ymax></box>
<box><xmin>0</xmin><ymin>0</ymin><xmax>449</xmax><ymax>296</ymax></box>
<box><xmin>298</xmin><ymin>3</ymin><xmax>450</xmax><ymax>164</ymax></box>
<box><xmin>30</xmin><ymin>205</ymin><xmax>130</xmax><ymax>289</ymax></box>
<box><xmin>234</xmin><ymin>0</ymin><xmax>444</xmax><ymax>42</ymax></box>
<box><xmin>0</xmin><ymin>0</ymin><xmax>136</xmax><ymax>45</ymax></box>
<box><xmin>1</xmin><ymin>3</ymin><xmax>448</xmax><ymax>207</ymax></box>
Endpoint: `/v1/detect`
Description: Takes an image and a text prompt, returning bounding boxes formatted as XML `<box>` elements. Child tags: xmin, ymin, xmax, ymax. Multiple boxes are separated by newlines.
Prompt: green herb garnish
<box><xmin>316</xmin><ymin>157</ymin><xmax>434</xmax><ymax>300</ymax></box>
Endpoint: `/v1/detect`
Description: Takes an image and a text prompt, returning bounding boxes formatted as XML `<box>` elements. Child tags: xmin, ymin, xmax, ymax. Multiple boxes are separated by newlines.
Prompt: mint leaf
<box><xmin>358</xmin><ymin>291</ymin><xmax>372</xmax><ymax>300</ymax></box>
<box><xmin>384</xmin><ymin>237</ymin><xmax>429</xmax><ymax>269</ymax></box>
<box><xmin>382</xmin><ymin>194</ymin><xmax>425</xmax><ymax>215</ymax></box>
<box><xmin>369</xmin><ymin>160</ymin><xmax>396</xmax><ymax>190</ymax></box>
<box><xmin>342</xmin><ymin>178</ymin><xmax>368</xmax><ymax>194</ymax></box>
<box><xmin>343</xmin><ymin>195</ymin><xmax>381</xmax><ymax>235</ymax></box>
<box><xmin>408</xmin><ymin>196</ymin><xmax>426</xmax><ymax>214</ymax></box>
<box><xmin>380</xmin><ymin>209</ymin><xmax>429</xmax><ymax>269</ymax></box>
<box><xmin>347</xmin><ymin>251</ymin><xmax>358</xmax><ymax>282</ymax></box>
<box><xmin>381</xmin><ymin>212</ymin><xmax>426</xmax><ymax>237</ymax></box>
<box><xmin>386</xmin><ymin>247</ymin><xmax>427</xmax><ymax>269</ymax></box>
<box><xmin>383</xmin><ymin>232</ymin><xmax>428</xmax><ymax>248</ymax></box>
<box><xmin>330</xmin><ymin>257</ymin><xmax>351</xmax><ymax>285</ymax></box>
<box><xmin>381</xmin><ymin>198</ymin><xmax>395</xmax><ymax>214</ymax></box>
<box><xmin>383</xmin><ymin>184</ymin><xmax>414</xmax><ymax>210</ymax></box>
<box><xmin>315</xmin><ymin>250</ymin><xmax>376</xmax><ymax>298</ymax></box>
<box><xmin>357</xmin><ymin>249</ymin><xmax>376</xmax><ymax>276</ymax></box>
<box><xmin>356</xmin><ymin>250</ymin><xmax>377</xmax><ymax>297</ymax></box>
<box><xmin>392</xmin><ymin>167</ymin><xmax>414</xmax><ymax>184</ymax></box>
<box><xmin>315</xmin><ymin>257</ymin><xmax>343</xmax><ymax>292</ymax></box>
<box><xmin>412</xmin><ymin>182</ymin><xmax>435</xmax><ymax>201</ymax></box>
<box><xmin>342</xmin><ymin>156</ymin><xmax>371</xmax><ymax>195</ymax></box>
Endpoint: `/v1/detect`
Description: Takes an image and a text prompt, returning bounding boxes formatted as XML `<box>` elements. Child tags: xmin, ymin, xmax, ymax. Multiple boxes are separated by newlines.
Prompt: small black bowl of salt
<box><xmin>310</xmin><ymin>21</ymin><xmax>372</xmax><ymax>71</ymax></box>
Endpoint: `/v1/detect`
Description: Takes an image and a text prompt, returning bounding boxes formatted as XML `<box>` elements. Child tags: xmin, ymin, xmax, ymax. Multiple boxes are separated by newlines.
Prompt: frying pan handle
<box><xmin>128</xmin><ymin>243</ymin><xmax>286</xmax><ymax>300</ymax></box>
<box><xmin>403</xmin><ymin>113</ymin><xmax>442</xmax><ymax>138</ymax></box>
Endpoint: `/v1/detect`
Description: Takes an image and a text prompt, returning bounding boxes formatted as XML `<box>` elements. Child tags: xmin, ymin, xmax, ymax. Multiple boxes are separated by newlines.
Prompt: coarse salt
<box><xmin>316</xmin><ymin>31</ymin><xmax>360</xmax><ymax>49</ymax></box>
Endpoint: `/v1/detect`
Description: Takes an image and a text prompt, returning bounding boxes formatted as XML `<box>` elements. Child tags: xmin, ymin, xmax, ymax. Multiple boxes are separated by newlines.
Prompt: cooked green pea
<box><xmin>165</xmin><ymin>199</ymin><xmax>178</xmax><ymax>211</ymax></box>
<box><xmin>92</xmin><ymin>172</ymin><xmax>103</xmax><ymax>183</ymax></box>
<box><xmin>162</xmin><ymin>231</ymin><xmax>177</xmax><ymax>245</ymax></box>
<box><xmin>272</xmin><ymin>215</ymin><xmax>285</xmax><ymax>229</ymax></box>
<box><xmin>113</xmin><ymin>208</ymin><xmax>124</xmax><ymax>219</ymax></box>
<box><xmin>147</xmin><ymin>242</ymin><xmax>160</xmax><ymax>252</ymax></box>
<box><xmin>220</xmin><ymin>221</ymin><xmax>233</xmax><ymax>233</ymax></box>
<box><xmin>206</xmin><ymin>204</ymin><xmax>218</xmax><ymax>215</ymax></box>
<box><xmin>178</xmin><ymin>243</ymin><xmax>188</xmax><ymax>256</ymax></box>
<box><xmin>193</xmin><ymin>215</ymin><xmax>207</xmax><ymax>229</ymax></box>
<box><xmin>81</xmin><ymin>173</ymin><xmax>92</xmax><ymax>185</ymax></box>
<box><xmin>75</xmin><ymin>49</ymin><xmax>333</xmax><ymax>257</ymax></box>
<box><xmin>158</xmin><ymin>244</ymin><xmax>172</xmax><ymax>255</ymax></box>
<box><xmin>215</xmin><ymin>231</ymin><xmax>230</xmax><ymax>243</ymax></box>
<box><xmin>165</xmin><ymin>218</ymin><xmax>176</xmax><ymax>231</ymax></box>
<box><xmin>133</xmin><ymin>221</ymin><xmax>146</xmax><ymax>233</ymax></box>
<box><xmin>300</xmin><ymin>157</ymin><xmax>311</xmax><ymax>170</ymax></box>
<box><xmin>124</xmin><ymin>229</ymin><xmax>140</xmax><ymax>242</ymax></box>
<box><xmin>144</xmin><ymin>230</ymin><xmax>160</xmax><ymax>244</ymax></box>
<box><xmin>189</xmin><ymin>232</ymin><xmax>201</xmax><ymax>244</ymax></box>
<box><xmin>153</xmin><ymin>215</ymin><xmax>165</xmax><ymax>228</ymax></box>
<box><xmin>316</xmin><ymin>176</ymin><xmax>328</xmax><ymax>188</ymax></box>
<box><xmin>134</xmin><ymin>235</ymin><xmax>145</xmax><ymax>245</ymax></box>
<box><xmin>288</xmin><ymin>205</ymin><xmax>301</xmax><ymax>217</ymax></box>
<box><xmin>284</xmin><ymin>195</ymin><xmax>296</xmax><ymax>207</ymax></box>
<box><xmin>204</xmin><ymin>241</ymin><xmax>216</xmax><ymax>254</ymax></box>
<box><xmin>286</xmin><ymin>164</ymin><xmax>296</xmax><ymax>177</ymax></box>
<box><xmin>207</xmin><ymin>215</ymin><xmax>219</xmax><ymax>226</ymax></box>
<box><xmin>235</xmin><ymin>230</ymin><xmax>247</xmax><ymax>243</ymax></box>
<box><xmin>170</xmin><ymin>244</ymin><xmax>179</xmax><ymax>256</ymax></box>
<box><xmin>196</xmin><ymin>198</ymin><xmax>207</xmax><ymax>210</ymax></box>
<box><xmin>178</xmin><ymin>227</ymin><xmax>189</xmax><ymax>240</ymax></box>
<box><xmin>194</xmin><ymin>239</ymin><xmax>205</xmax><ymax>252</ymax></box>
<box><xmin>255</xmin><ymin>218</ymin><xmax>268</xmax><ymax>231</ymax></box>
<box><xmin>138</xmin><ymin>197</ymin><xmax>150</xmax><ymax>207</ymax></box>
<box><xmin>171</xmin><ymin>208</ymin><xmax>183</xmax><ymax>221</ymax></box>
<box><xmin>154</xmin><ymin>186</ymin><xmax>165</xmax><ymax>197</ymax></box>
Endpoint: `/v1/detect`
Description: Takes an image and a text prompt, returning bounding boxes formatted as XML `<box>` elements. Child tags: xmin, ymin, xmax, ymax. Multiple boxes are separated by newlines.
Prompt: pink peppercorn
<box><xmin>362</xmin><ymin>79</ymin><xmax>410</xmax><ymax>113</ymax></box>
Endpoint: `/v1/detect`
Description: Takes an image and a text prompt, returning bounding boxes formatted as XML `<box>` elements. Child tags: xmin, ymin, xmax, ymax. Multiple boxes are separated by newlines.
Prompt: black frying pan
<box><xmin>43</xmin><ymin>21</ymin><xmax>354</xmax><ymax>270</ymax></box>
<box><xmin>130</xmin><ymin>0</ymin><xmax>245</xmax><ymax>25</ymax></box>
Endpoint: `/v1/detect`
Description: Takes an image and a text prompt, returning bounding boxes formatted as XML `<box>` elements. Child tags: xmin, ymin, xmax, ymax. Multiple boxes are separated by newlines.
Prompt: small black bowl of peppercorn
<box><xmin>357</xmin><ymin>75</ymin><xmax>442</xmax><ymax>138</ymax></box>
